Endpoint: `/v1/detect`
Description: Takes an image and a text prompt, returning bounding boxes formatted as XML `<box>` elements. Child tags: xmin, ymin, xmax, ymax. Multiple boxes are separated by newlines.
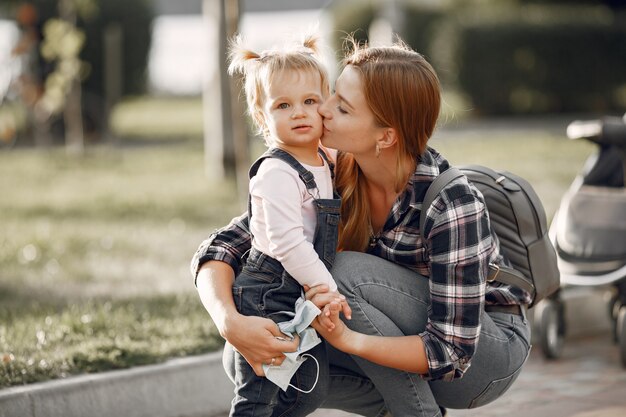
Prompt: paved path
<box><xmin>451</xmin><ymin>333</ymin><xmax>626</xmax><ymax>417</ymax></box>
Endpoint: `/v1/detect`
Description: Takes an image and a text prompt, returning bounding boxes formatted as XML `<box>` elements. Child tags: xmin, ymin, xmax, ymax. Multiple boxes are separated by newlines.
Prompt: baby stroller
<box><xmin>535</xmin><ymin>113</ymin><xmax>626</xmax><ymax>366</ymax></box>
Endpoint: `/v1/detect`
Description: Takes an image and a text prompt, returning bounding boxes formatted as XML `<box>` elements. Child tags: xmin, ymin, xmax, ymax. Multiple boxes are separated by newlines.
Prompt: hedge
<box><xmin>449</xmin><ymin>6</ymin><xmax>626</xmax><ymax>114</ymax></box>
<box><xmin>330</xmin><ymin>2</ymin><xmax>626</xmax><ymax>116</ymax></box>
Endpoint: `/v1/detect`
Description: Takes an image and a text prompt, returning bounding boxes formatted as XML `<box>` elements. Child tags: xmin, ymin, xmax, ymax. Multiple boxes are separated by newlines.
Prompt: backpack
<box><xmin>420</xmin><ymin>165</ymin><xmax>560</xmax><ymax>307</ymax></box>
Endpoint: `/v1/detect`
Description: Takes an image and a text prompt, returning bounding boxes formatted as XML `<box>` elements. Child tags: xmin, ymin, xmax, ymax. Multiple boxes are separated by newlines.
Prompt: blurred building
<box><xmin>0</xmin><ymin>19</ymin><xmax>19</xmax><ymax>100</ymax></box>
<box><xmin>148</xmin><ymin>0</ymin><xmax>335</xmax><ymax>95</ymax></box>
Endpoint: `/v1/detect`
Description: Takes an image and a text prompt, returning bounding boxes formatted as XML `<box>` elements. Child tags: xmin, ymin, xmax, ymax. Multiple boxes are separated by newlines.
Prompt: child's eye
<box><xmin>278</xmin><ymin>103</ymin><xmax>289</xmax><ymax>109</ymax></box>
<box><xmin>337</xmin><ymin>105</ymin><xmax>348</xmax><ymax>114</ymax></box>
<box><xmin>304</xmin><ymin>98</ymin><xmax>316</xmax><ymax>105</ymax></box>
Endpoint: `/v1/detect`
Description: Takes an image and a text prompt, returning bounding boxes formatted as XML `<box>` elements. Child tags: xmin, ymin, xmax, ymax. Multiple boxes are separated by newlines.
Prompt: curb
<box><xmin>0</xmin><ymin>350</ymin><xmax>233</xmax><ymax>417</ymax></box>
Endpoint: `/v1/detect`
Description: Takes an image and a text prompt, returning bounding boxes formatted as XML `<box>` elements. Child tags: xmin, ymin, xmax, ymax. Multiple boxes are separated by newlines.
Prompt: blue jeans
<box><xmin>225</xmin><ymin>251</ymin><xmax>531</xmax><ymax>417</ymax></box>
<box><xmin>325</xmin><ymin>251</ymin><xmax>532</xmax><ymax>417</ymax></box>
<box><xmin>230</xmin><ymin>249</ymin><xmax>329</xmax><ymax>416</ymax></box>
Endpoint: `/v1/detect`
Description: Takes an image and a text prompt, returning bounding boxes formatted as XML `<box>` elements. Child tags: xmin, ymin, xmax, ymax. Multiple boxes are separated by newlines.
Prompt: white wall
<box><xmin>147</xmin><ymin>8</ymin><xmax>335</xmax><ymax>95</ymax></box>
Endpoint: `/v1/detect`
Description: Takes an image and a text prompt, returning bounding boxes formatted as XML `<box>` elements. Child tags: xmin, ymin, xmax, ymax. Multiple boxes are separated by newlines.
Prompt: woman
<box><xmin>192</xmin><ymin>39</ymin><xmax>531</xmax><ymax>417</ymax></box>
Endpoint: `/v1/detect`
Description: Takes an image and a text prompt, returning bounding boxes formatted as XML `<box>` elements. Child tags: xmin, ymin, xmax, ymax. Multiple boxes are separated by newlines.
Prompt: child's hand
<box><xmin>311</xmin><ymin>301</ymin><xmax>351</xmax><ymax>350</ymax></box>
<box><xmin>303</xmin><ymin>284</ymin><xmax>352</xmax><ymax>321</ymax></box>
<box><xmin>317</xmin><ymin>302</ymin><xmax>336</xmax><ymax>332</ymax></box>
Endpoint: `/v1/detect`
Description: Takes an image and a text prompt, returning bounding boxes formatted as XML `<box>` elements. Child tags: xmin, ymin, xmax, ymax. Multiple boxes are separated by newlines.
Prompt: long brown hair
<box><xmin>336</xmin><ymin>40</ymin><xmax>441</xmax><ymax>252</ymax></box>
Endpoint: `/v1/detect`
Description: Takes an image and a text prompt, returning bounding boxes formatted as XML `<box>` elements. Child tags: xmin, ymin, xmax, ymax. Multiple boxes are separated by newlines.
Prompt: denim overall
<box><xmin>230</xmin><ymin>147</ymin><xmax>341</xmax><ymax>417</ymax></box>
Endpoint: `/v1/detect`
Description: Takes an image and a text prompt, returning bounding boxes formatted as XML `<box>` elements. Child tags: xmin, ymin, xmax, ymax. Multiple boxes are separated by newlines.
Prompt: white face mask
<box><xmin>262</xmin><ymin>297</ymin><xmax>322</xmax><ymax>392</ymax></box>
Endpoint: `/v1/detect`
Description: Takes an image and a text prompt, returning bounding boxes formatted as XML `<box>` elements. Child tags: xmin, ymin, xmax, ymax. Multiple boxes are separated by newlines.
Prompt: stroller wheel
<box><xmin>537</xmin><ymin>299</ymin><xmax>564</xmax><ymax>359</ymax></box>
<box><xmin>610</xmin><ymin>293</ymin><xmax>621</xmax><ymax>344</ymax></box>
<box><xmin>618</xmin><ymin>306</ymin><xmax>626</xmax><ymax>368</ymax></box>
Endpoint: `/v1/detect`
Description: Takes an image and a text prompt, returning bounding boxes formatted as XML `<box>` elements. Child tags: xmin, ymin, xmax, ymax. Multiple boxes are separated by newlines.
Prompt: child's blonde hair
<box><xmin>228</xmin><ymin>34</ymin><xmax>330</xmax><ymax>144</ymax></box>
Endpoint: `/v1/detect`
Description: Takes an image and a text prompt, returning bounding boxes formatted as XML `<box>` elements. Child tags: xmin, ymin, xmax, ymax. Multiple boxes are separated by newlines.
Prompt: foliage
<box><xmin>330</xmin><ymin>1</ymin><xmax>626</xmax><ymax>116</ymax></box>
<box><xmin>329</xmin><ymin>0</ymin><xmax>376</xmax><ymax>57</ymax></box>
<box><xmin>38</xmin><ymin>17</ymin><xmax>86</xmax><ymax>116</ymax></box>
<box><xmin>440</xmin><ymin>5</ymin><xmax>626</xmax><ymax>114</ymax></box>
<box><xmin>79</xmin><ymin>0</ymin><xmax>153</xmax><ymax>97</ymax></box>
<box><xmin>26</xmin><ymin>0</ymin><xmax>153</xmax><ymax>98</ymax></box>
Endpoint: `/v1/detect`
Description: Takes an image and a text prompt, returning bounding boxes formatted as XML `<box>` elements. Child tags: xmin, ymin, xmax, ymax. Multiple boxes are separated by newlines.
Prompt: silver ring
<box><xmin>270</xmin><ymin>357</ymin><xmax>276</xmax><ymax>366</ymax></box>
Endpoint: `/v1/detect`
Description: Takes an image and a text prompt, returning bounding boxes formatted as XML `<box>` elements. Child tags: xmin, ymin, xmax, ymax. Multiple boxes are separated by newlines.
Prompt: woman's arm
<box><xmin>196</xmin><ymin>261</ymin><xmax>298</xmax><ymax>375</ymax></box>
<box><xmin>312</xmin><ymin>301</ymin><xmax>429</xmax><ymax>374</ymax></box>
<box><xmin>191</xmin><ymin>212</ymin><xmax>251</xmax><ymax>284</ymax></box>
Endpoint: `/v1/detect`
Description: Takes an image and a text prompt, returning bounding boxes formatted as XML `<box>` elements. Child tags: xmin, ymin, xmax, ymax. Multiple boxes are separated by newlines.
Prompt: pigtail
<box><xmin>301</xmin><ymin>33</ymin><xmax>321</xmax><ymax>57</ymax></box>
<box><xmin>227</xmin><ymin>35</ymin><xmax>261</xmax><ymax>75</ymax></box>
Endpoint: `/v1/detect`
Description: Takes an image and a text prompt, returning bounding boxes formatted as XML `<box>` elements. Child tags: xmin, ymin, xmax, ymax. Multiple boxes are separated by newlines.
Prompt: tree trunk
<box><xmin>203</xmin><ymin>0</ymin><xmax>248</xmax><ymax>207</ymax></box>
<box><xmin>59</xmin><ymin>0</ymin><xmax>84</xmax><ymax>155</ymax></box>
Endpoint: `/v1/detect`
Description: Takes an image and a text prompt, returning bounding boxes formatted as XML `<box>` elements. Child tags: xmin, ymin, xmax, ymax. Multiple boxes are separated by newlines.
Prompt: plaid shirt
<box><xmin>191</xmin><ymin>147</ymin><xmax>530</xmax><ymax>381</ymax></box>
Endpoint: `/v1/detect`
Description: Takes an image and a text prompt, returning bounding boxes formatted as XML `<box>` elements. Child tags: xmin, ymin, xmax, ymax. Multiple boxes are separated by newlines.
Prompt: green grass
<box><xmin>0</xmin><ymin>113</ymin><xmax>596</xmax><ymax>389</ymax></box>
<box><xmin>0</xmin><ymin>143</ymin><xmax>240</xmax><ymax>388</ymax></box>
<box><xmin>109</xmin><ymin>97</ymin><xmax>204</xmax><ymax>140</ymax></box>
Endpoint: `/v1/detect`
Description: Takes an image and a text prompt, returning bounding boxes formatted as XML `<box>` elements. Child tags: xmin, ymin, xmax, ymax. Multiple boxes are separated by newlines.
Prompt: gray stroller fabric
<box><xmin>556</xmin><ymin>185</ymin><xmax>626</xmax><ymax>262</ymax></box>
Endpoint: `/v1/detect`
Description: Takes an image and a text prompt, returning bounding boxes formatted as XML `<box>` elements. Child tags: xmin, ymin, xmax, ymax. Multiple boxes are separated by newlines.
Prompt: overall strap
<box><xmin>247</xmin><ymin>147</ymin><xmax>321</xmax><ymax>230</ymax></box>
<box><xmin>317</xmin><ymin>148</ymin><xmax>335</xmax><ymax>181</ymax></box>
<box><xmin>249</xmin><ymin>147</ymin><xmax>318</xmax><ymax>190</ymax></box>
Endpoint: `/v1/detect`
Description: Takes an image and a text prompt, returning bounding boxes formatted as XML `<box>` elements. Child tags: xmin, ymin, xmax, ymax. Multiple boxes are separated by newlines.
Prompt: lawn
<box><xmin>0</xmin><ymin>105</ymin><xmax>595</xmax><ymax>389</ymax></box>
<box><xmin>0</xmin><ymin>142</ymin><xmax>239</xmax><ymax>388</ymax></box>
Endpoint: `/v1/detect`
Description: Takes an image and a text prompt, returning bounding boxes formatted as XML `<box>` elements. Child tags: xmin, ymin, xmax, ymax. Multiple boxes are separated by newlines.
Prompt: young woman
<box><xmin>192</xmin><ymin>39</ymin><xmax>531</xmax><ymax>417</ymax></box>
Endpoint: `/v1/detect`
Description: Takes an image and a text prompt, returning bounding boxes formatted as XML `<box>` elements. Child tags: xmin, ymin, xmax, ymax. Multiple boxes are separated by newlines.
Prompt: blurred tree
<box><xmin>1</xmin><ymin>0</ymin><xmax>152</xmax><ymax>149</ymax></box>
<box><xmin>203</xmin><ymin>0</ymin><xmax>249</xmax><ymax>206</ymax></box>
<box><xmin>518</xmin><ymin>0</ymin><xmax>626</xmax><ymax>9</ymax></box>
<box><xmin>2</xmin><ymin>0</ymin><xmax>93</xmax><ymax>151</ymax></box>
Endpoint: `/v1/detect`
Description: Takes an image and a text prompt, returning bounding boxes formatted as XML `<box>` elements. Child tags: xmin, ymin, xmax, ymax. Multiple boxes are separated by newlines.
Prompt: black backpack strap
<box><xmin>419</xmin><ymin>167</ymin><xmax>464</xmax><ymax>235</ymax></box>
<box><xmin>488</xmin><ymin>264</ymin><xmax>535</xmax><ymax>296</ymax></box>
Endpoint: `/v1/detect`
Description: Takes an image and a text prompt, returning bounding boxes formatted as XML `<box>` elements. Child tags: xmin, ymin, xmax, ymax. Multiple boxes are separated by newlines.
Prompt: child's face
<box><xmin>262</xmin><ymin>69</ymin><xmax>324</xmax><ymax>151</ymax></box>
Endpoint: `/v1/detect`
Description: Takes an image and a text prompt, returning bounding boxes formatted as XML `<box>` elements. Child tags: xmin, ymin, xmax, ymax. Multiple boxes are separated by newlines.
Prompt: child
<box><xmin>227</xmin><ymin>34</ymin><xmax>341</xmax><ymax>416</ymax></box>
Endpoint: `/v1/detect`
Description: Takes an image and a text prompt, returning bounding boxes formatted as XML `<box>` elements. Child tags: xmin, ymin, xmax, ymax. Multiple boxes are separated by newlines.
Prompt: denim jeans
<box><xmin>227</xmin><ymin>251</ymin><xmax>530</xmax><ymax>417</ymax></box>
<box><xmin>229</xmin><ymin>147</ymin><xmax>341</xmax><ymax>416</ymax></box>
<box><xmin>324</xmin><ymin>251</ymin><xmax>532</xmax><ymax>417</ymax></box>
<box><xmin>230</xmin><ymin>250</ymin><xmax>329</xmax><ymax>417</ymax></box>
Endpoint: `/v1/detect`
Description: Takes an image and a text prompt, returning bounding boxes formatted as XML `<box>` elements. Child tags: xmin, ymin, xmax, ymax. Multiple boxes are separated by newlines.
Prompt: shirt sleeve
<box><xmin>190</xmin><ymin>212</ymin><xmax>250</xmax><ymax>286</ymax></box>
<box><xmin>419</xmin><ymin>178</ymin><xmax>494</xmax><ymax>381</ymax></box>
<box><xmin>252</xmin><ymin>163</ymin><xmax>337</xmax><ymax>291</ymax></box>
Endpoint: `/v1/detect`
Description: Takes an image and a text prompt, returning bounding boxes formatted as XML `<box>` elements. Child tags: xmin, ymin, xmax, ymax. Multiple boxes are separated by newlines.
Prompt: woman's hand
<box><xmin>224</xmin><ymin>312</ymin><xmax>299</xmax><ymax>376</ymax></box>
<box><xmin>195</xmin><ymin>261</ymin><xmax>299</xmax><ymax>377</ymax></box>
<box><xmin>311</xmin><ymin>301</ymin><xmax>353</xmax><ymax>352</ymax></box>
<box><xmin>303</xmin><ymin>284</ymin><xmax>352</xmax><ymax>331</ymax></box>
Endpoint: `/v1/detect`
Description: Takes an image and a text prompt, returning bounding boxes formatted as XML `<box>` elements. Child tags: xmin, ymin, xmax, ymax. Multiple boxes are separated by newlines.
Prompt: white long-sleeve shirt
<box><xmin>249</xmin><ymin>157</ymin><xmax>338</xmax><ymax>291</ymax></box>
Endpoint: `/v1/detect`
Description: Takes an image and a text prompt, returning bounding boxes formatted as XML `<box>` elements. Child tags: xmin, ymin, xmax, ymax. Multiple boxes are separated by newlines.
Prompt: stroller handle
<box><xmin>567</xmin><ymin>115</ymin><xmax>626</xmax><ymax>148</ymax></box>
